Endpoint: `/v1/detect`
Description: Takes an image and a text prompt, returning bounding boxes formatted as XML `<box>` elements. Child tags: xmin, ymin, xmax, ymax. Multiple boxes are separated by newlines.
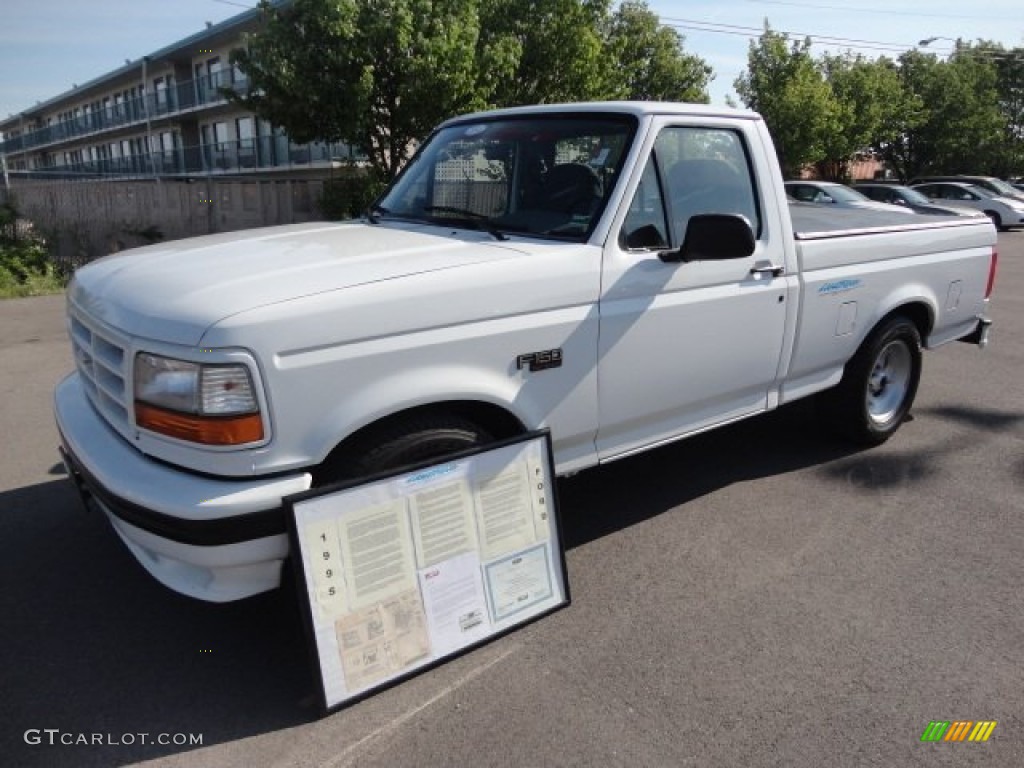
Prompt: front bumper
<box><xmin>55</xmin><ymin>373</ymin><xmax>311</xmax><ymax>602</ymax></box>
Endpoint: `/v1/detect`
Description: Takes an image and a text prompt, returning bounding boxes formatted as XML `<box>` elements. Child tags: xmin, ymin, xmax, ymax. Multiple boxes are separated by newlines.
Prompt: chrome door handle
<box><xmin>750</xmin><ymin>262</ymin><xmax>785</xmax><ymax>278</ymax></box>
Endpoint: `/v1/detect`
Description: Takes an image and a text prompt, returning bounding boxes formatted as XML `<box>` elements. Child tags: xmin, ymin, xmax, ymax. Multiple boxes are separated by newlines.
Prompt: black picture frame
<box><xmin>284</xmin><ymin>429</ymin><xmax>569</xmax><ymax>716</ymax></box>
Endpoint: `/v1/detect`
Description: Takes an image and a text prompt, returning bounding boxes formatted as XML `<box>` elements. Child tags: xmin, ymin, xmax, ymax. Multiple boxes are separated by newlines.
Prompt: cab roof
<box><xmin>439</xmin><ymin>101</ymin><xmax>761</xmax><ymax>127</ymax></box>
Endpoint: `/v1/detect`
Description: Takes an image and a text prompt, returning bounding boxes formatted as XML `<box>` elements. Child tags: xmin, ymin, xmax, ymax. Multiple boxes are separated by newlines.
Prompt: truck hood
<box><xmin>68</xmin><ymin>221</ymin><xmax>532</xmax><ymax>345</ymax></box>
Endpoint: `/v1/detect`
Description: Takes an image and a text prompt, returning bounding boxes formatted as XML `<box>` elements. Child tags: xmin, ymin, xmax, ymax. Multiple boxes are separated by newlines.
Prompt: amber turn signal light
<box><xmin>135</xmin><ymin>402</ymin><xmax>264</xmax><ymax>445</ymax></box>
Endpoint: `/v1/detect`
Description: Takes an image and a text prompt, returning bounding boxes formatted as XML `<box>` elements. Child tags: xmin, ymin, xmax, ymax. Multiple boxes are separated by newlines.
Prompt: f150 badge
<box><xmin>516</xmin><ymin>348</ymin><xmax>563</xmax><ymax>372</ymax></box>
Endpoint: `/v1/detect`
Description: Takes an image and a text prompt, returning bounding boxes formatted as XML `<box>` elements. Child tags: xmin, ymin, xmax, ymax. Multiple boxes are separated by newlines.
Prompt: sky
<box><xmin>1</xmin><ymin>0</ymin><xmax>1023</xmax><ymax>120</ymax></box>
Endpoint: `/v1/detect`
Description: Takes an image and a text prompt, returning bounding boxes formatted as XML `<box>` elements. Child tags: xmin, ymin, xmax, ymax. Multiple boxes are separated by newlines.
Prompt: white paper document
<box><xmin>474</xmin><ymin>465</ymin><xmax>536</xmax><ymax>560</ymax></box>
<box><xmin>334</xmin><ymin>588</ymin><xmax>432</xmax><ymax>693</ymax></box>
<box><xmin>338</xmin><ymin>499</ymin><xmax>418</xmax><ymax>610</ymax></box>
<box><xmin>418</xmin><ymin>550</ymin><xmax>492</xmax><ymax>656</ymax></box>
<box><xmin>409</xmin><ymin>479</ymin><xmax>478</xmax><ymax>568</ymax></box>
<box><xmin>303</xmin><ymin>517</ymin><xmax>350</xmax><ymax>620</ymax></box>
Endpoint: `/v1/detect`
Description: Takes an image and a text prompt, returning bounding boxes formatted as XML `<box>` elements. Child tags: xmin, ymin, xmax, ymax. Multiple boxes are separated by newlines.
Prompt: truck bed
<box><xmin>788</xmin><ymin>201</ymin><xmax>983</xmax><ymax>240</ymax></box>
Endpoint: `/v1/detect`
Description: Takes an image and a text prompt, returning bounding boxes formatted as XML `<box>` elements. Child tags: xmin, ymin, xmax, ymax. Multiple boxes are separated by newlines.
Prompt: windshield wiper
<box><xmin>420</xmin><ymin>205</ymin><xmax>509</xmax><ymax>241</ymax></box>
<box><xmin>365</xmin><ymin>203</ymin><xmax>390</xmax><ymax>224</ymax></box>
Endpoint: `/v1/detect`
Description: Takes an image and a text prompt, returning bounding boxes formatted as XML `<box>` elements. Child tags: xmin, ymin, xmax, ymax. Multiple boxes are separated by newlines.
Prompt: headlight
<box><xmin>133</xmin><ymin>352</ymin><xmax>264</xmax><ymax>445</ymax></box>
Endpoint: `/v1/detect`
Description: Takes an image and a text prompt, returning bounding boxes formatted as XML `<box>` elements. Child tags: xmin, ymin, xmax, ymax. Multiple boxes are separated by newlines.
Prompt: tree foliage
<box><xmin>604</xmin><ymin>1</ymin><xmax>711</xmax><ymax>102</ymax></box>
<box><xmin>735</xmin><ymin>26</ymin><xmax>1022</xmax><ymax>181</ymax></box>
<box><xmin>818</xmin><ymin>54</ymin><xmax>908</xmax><ymax>181</ymax></box>
<box><xmin>478</xmin><ymin>0</ymin><xmax>611</xmax><ymax>106</ymax></box>
<box><xmin>231</xmin><ymin>0</ymin><xmax>709</xmax><ymax>180</ymax></box>
<box><xmin>878</xmin><ymin>47</ymin><xmax>1006</xmax><ymax>180</ymax></box>
<box><xmin>734</xmin><ymin>26</ymin><xmax>837</xmax><ymax>177</ymax></box>
<box><xmin>964</xmin><ymin>42</ymin><xmax>1024</xmax><ymax>177</ymax></box>
<box><xmin>232</xmin><ymin>0</ymin><xmax>497</xmax><ymax>178</ymax></box>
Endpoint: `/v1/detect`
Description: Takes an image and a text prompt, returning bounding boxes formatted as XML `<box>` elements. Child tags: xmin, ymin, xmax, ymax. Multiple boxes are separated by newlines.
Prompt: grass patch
<box><xmin>0</xmin><ymin>202</ymin><xmax>66</xmax><ymax>299</ymax></box>
<box><xmin>0</xmin><ymin>241</ymin><xmax>66</xmax><ymax>298</ymax></box>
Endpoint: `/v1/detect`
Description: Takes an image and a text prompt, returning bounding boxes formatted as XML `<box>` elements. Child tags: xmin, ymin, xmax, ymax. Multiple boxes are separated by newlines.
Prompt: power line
<box><xmin>660</xmin><ymin>17</ymin><xmax>931</xmax><ymax>56</ymax></box>
<box><xmin>744</xmin><ymin>0</ymin><xmax>1007</xmax><ymax>21</ymax></box>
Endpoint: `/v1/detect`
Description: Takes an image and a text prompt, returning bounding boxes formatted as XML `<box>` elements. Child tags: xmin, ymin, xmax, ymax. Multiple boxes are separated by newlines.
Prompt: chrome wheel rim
<box><xmin>866</xmin><ymin>340</ymin><xmax>912</xmax><ymax>424</ymax></box>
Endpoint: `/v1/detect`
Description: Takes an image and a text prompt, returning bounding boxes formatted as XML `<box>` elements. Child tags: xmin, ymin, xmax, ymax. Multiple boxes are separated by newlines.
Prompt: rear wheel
<box><xmin>821</xmin><ymin>315</ymin><xmax>922</xmax><ymax>446</ymax></box>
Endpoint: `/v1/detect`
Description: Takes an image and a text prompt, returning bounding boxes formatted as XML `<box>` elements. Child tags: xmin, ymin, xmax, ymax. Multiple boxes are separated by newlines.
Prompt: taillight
<box><xmin>985</xmin><ymin>248</ymin><xmax>998</xmax><ymax>299</ymax></box>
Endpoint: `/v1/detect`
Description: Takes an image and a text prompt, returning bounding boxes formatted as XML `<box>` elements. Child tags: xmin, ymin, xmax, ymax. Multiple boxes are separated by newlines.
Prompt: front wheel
<box><xmin>821</xmin><ymin>315</ymin><xmax>922</xmax><ymax>446</ymax></box>
<box><xmin>314</xmin><ymin>411</ymin><xmax>493</xmax><ymax>484</ymax></box>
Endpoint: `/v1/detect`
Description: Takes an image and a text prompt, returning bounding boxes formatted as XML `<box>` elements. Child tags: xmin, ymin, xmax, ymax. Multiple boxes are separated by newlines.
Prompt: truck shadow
<box><xmin>558</xmin><ymin>399</ymin><xmax>856</xmax><ymax>548</ymax></box>
<box><xmin>7</xmin><ymin>398</ymin><xmax>1018</xmax><ymax>766</ymax></box>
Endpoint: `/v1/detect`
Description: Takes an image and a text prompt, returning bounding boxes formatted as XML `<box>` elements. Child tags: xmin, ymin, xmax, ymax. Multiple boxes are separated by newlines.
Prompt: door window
<box><xmin>622</xmin><ymin>126</ymin><xmax>759</xmax><ymax>249</ymax></box>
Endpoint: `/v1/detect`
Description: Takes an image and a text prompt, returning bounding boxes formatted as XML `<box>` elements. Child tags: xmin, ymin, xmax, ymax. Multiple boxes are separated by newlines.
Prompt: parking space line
<box><xmin>324</xmin><ymin>643</ymin><xmax>522</xmax><ymax>768</ymax></box>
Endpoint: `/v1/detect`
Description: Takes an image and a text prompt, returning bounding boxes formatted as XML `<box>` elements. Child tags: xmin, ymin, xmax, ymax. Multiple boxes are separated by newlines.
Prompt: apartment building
<box><xmin>0</xmin><ymin>2</ymin><xmax>353</xmax><ymax>180</ymax></box>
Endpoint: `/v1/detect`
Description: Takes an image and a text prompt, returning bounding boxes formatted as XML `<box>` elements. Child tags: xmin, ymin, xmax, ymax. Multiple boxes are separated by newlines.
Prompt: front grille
<box><xmin>69</xmin><ymin>307</ymin><xmax>131</xmax><ymax>433</ymax></box>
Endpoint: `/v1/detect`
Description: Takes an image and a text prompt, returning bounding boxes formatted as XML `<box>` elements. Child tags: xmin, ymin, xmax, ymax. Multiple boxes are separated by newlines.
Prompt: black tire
<box><xmin>984</xmin><ymin>210</ymin><xmax>1003</xmax><ymax>230</ymax></box>
<box><xmin>316</xmin><ymin>411</ymin><xmax>493</xmax><ymax>484</ymax></box>
<box><xmin>821</xmin><ymin>315</ymin><xmax>922</xmax><ymax>446</ymax></box>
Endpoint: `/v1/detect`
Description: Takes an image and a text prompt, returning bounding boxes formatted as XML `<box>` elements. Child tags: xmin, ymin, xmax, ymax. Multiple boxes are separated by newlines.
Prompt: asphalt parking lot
<box><xmin>2</xmin><ymin>232</ymin><xmax>1022</xmax><ymax>768</ymax></box>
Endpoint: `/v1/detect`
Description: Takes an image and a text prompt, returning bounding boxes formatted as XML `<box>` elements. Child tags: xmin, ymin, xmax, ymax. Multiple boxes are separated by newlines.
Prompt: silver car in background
<box><xmin>912</xmin><ymin>181</ymin><xmax>1024</xmax><ymax>230</ymax></box>
<box><xmin>785</xmin><ymin>181</ymin><xmax>915</xmax><ymax>215</ymax></box>
<box><xmin>909</xmin><ymin>175</ymin><xmax>1024</xmax><ymax>205</ymax></box>
<box><xmin>854</xmin><ymin>183</ymin><xmax>983</xmax><ymax>217</ymax></box>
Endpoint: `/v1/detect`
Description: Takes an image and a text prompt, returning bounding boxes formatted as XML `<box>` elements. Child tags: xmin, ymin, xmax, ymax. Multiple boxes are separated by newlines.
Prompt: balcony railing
<box><xmin>1</xmin><ymin>74</ymin><xmax>250</xmax><ymax>155</ymax></box>
<box><xmin>7</xmin><ymin>136</ymin><xmax>360</xmax><ymax>180</ymax></box>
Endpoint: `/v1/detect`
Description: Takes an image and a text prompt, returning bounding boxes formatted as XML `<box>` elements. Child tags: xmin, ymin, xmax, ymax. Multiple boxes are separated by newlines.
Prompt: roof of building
<box><xmin>1</xmin><ymin>1</ymin><xmax>287</xmax><ymax>130</ymax></box>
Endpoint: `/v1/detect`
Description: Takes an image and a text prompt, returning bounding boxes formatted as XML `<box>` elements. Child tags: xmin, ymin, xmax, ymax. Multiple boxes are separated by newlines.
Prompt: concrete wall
<box><xmin>2</xmin><ymin>175</ymin><xmax>329</xmax><ymax>267</ymax></box>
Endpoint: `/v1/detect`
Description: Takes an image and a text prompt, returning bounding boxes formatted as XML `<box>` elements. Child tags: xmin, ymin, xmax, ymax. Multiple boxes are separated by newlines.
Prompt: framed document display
<box><xmin>285</xmin><ymin>430</ymin><xmax>569</xmax><ymax>715</ymax></box>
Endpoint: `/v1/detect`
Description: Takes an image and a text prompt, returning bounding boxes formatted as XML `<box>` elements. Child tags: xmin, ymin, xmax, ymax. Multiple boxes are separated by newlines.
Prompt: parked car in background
<box><xmin>909</xmin><ymin>175</ymin><xmax>1024</xmax><ymax>204</ymax></box>
<box><xmin>854</xmin><ymin>183</ymin><xmax>983</xmax><ymax>217</ymax></box>
<box><xmin>911</xmin><ymin>181</ymin><xmax>1024</xmax><ymax>230</ymax></box>
<box><xmin>784</xmin><ymin>181</ymin><xmax>915</xmax><ymax>215</ymax></box>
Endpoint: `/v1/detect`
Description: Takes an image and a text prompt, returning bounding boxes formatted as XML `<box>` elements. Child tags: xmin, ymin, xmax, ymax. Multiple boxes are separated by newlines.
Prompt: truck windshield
<box><xmin>374</xmin><ymin>114</ymin><xmax>637</xmax><ymax>241</ymax></box>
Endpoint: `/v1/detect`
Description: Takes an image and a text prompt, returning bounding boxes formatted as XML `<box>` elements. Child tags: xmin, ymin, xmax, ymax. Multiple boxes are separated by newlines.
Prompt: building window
<box><xmin>237</xmin><ymin>116</ymin><xmax>255</xmax><ymax>167</ymax></box>
<box><xmin>154</xmin><ymin>77</ymin><xmax>167</xmax><ymax>113</ymax></box>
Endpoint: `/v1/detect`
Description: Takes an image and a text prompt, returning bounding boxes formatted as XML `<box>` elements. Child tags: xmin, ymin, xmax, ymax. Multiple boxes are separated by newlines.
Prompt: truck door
<box><xmin>596</xmin><ymin>122</ymin><xmax>790</xmax><ymax>460</ymax></box>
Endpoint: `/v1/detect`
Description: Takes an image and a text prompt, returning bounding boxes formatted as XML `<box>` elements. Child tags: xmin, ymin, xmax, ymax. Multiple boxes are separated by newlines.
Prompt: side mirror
<box><xmin>659</xmin><ymin>214</ymin><xmax>755</xmax><ymax>264</ymax></box>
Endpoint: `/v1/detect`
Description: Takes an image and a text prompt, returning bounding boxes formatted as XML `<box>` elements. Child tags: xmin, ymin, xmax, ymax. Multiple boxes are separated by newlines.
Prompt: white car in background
<box><xmin>911</xmin><ymin>181</ymin><xmax>1024</xmax><ymax>230</ymax></box>
<box><xmin>785</xmin><ymin>180</ymin><xmax>915</xmax><ymax>215</ymax></box>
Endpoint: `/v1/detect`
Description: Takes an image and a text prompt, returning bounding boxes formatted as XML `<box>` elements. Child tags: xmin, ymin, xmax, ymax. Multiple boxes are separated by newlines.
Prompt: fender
<box><xmin>859</xmin><ymin>281</ymin><xmax>937</xmax><ymax>348</ymax></box>
<box><xmin>308</xmin><ymin>363</ymin><xmax>537</xmax><ymax>464</ymax></box>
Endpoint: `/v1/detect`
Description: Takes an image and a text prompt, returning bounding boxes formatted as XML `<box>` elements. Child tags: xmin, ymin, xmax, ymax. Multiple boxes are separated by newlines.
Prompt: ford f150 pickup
<box><xmin>54</xmin><ymin>102</ymin><xmax>997</xmax><ymax>601</ymax></box>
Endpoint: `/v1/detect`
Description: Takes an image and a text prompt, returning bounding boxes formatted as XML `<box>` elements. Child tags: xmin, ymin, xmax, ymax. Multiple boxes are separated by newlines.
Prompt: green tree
<box><xmin>965</xmin><ymin>42</ymin><xmax>1024</xmax><ymax>177</ymax></box>
<box><xmin>603</xmin><ymin>1</ymin><xmax>710</xmax><ymax>102</ymax></box>
<box><xmin>232</xmin><ymin>0</ymin><xmax>712</xmax><ymax>183</ymax></box>
<box><xmin>887</xmin><ymin>47</ymin><xmax>1004</xmax><ymax>179</ymax></box>
<box><xmin>818</xmin><ymin>54</ymin><xmax>906</xmax><ymax>181</ymax></box>
<box><xmin>734</xmin><ymin>25</ymin><xmax>838</xmax><ymax>177</ymax></box>
<box><xmin>477</xmin><ymin>0</ymin><xmax>612</xmax><ymax>106</ymax></box>
<box><xmin>231</xmin><ymin>0</ymin><xmax>502</xmax><ymax>179</ymax></box>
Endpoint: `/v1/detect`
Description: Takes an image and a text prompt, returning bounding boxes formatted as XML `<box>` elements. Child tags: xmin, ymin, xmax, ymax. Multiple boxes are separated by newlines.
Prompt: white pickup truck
<box><xmin>55</xmin><ymin>102</ymin><xmax>997</xmax><ymax>602</ymax></box>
